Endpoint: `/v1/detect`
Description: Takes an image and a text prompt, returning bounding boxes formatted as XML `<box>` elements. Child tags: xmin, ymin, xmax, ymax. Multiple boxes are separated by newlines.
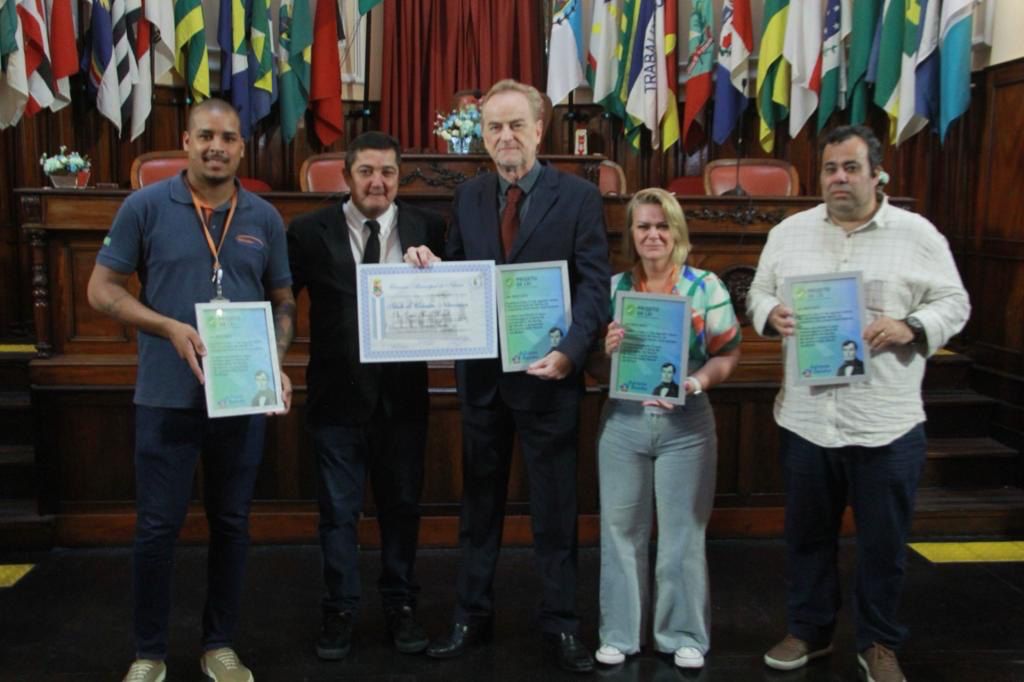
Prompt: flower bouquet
<box><xmin>40</xmin><ymin>146</ymin><xmax>91</xmax><ymax>188</ymax></box>
<box><xmin>433</xmin><ymin>103</ymin><xmax>482</xmax><ymax>154</ymax></box>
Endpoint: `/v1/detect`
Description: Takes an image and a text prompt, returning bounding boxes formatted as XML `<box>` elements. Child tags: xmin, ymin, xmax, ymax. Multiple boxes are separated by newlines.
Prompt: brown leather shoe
<box><xmin>858</xmin><ymin>643</ymin><xmax>907</xmax><ymax>682</ymax></box>
<box><xmin>763</xmin><ymin>634</ymin><xmax>834</xmax><ymax>671</ymax></box>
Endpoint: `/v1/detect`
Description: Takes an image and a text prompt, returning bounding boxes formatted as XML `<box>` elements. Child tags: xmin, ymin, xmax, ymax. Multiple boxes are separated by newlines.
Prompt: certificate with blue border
<box><xmin>495</xmin><ymin>261</ymin><xmax>573</xmax><ymax>373</ymax></box>
<box><xmin>356</xmin><ymin>260</ymin><xmax>497</xmax><ymax>363</ymax></box>
<box><xmin>608</xmin><ymin>291</ymin><xmax>691</xmax><ymax>406</ymax></box>
<box><xmin>784</xmin><ymin>271</ymin><xmax>871</xmax><ymax>387</ymax></box>
<box><xmin>195</xmin><ymin>301</ymin><xmax>285</xmax><ymax>418</ymax></box>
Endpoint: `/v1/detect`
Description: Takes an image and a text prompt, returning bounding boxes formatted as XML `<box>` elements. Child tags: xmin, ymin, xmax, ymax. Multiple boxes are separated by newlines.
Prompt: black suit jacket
<box><xmin>446</xmin><ymin>163</ymin><xmax>610</xmax><ymax>411</ymax></box>
<box><xmin>288</xmin><ymin>198</ymin><xmax>447</xmax><ymax>425</ymax></box>
<box><xmin>836</xmin><ymin>358</ymin><xmax>865</xmax><ymax>376</ymax></box>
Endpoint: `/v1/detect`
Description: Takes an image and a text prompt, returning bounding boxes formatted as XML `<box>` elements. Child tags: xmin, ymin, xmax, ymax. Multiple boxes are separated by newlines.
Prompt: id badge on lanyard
<box><xmin>188</xmin><ymin>182</ymin><xmax>238</xmax><ymax>302</ymax></box>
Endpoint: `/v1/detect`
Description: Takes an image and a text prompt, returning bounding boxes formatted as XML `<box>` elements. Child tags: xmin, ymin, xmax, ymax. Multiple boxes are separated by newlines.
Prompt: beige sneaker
<box><xmin>122</xmin><ymin>659</ymin><xmax>166</xmax><ymax>682</ymax></box>
<box><xmin>200</xmin><ymin>648</ymin><xmax>254</xmax><ymax>682</ymax></box>
<box><xmin>763</xmin><ymin>634</ymin><xmax>834</xmax><ymax>671</ymax></box>
<box><xmin>858</xmin><ymin>643</ymin><xmax>907</xmax><ymax>682</ymax></box>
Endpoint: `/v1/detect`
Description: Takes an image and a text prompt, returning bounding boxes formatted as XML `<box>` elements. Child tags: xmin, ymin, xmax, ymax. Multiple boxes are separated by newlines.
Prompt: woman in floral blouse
<box><xmin>588</xmin><ymin>188</ymin><xmax>741</xmax><ymax>670</ymax></box>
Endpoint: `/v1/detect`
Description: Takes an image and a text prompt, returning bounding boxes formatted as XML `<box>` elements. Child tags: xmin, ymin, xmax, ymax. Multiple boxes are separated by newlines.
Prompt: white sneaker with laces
<box><xmin>122</xmin><ymin>659</ymin><xmax>166</xmax><ymax>682</ymax></box>
<box><xmin>200</xmin><ymin>648</ymin><xmax>254</xmax><ymax>682</ymax></box>
<box><xmin>674</xmin><ymin>646</ymin><xmax>705</xmax><ymax>669</ymax></box>
<box><xmin>595</xmin><ymin>644</ymin><xmax>626</xmax><ymax>665</ymax></box>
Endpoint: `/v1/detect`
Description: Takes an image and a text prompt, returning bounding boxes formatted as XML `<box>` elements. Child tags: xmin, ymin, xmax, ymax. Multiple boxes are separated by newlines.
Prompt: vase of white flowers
<box><xmin>433</xmin><ymin>103</ymin><xmax>482</xmax><ymax>154</ymax></box>
<box><xmin>40</xmin><ymin>146</ymin><xmax>91</xmax><ymax>189</ymax></box>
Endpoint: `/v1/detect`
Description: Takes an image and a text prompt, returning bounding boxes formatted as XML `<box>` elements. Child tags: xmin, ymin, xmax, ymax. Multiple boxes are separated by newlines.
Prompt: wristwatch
<box><xmin>904</xmin><ymin>315</ymin><xmax>927</xmax><ymax>346</ymax></box>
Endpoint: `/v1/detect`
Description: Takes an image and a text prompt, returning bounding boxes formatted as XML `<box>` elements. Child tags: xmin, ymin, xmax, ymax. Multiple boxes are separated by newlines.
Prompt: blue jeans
<box><xmin>132</xmin><ymin>406</ymin><xmax>265</xmax><ymax>659</ymax></box>
<box><xmin>780</xmin><ymin>424</ymin><xmax>926</xmax><ymax>652</ymax></box>
<box><xmin>597</xmin><ymin>396</ymin><xmax>717</xmax><ymax>655</ymax></box>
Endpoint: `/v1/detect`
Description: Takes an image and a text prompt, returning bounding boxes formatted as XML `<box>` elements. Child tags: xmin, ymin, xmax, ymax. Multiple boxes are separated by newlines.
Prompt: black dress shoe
<box><xmin>385</xmin><ymin>605</ymin><xmax>429</xmax><ymax>654</ymax></box>
<box><xmin>316</xmin><ymin>610</ymin><xmax>354</xmax><ymax>660</ymax></box>
<box><xmin>549</xmin><ymin>632</ymin><xmax>595</xmax><ymax>673</ymax></box>
<box><xmin>425</xmin><ymin>621</ymin><xmax>493</xmax><ymax>659</ymax></box>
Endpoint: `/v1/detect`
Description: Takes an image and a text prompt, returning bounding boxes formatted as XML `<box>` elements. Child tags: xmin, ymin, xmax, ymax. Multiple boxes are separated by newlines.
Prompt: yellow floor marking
<box><xmin>0</xmin><ymin>344</ymin><xmax>35</xmax><ymax>353</ymax></box>
<box><xmin>0</xmin><ymin>564</ymin><xmax>34</xmax><ymax>587</ymax></box>
<box><xmin>910</xmin><ymin>541</ymin><xmax>1024</xmax><ymax>563</ymax></box>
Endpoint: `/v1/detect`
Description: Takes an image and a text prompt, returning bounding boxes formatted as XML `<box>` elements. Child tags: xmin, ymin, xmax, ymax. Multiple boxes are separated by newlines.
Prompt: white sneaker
<box><xmin>595</xmin><ymin>644</ymin><xmax>626</xmax><ymax>665</ymax></box>
<box><xmin>673</xmin><ymin>646</ymin><xmax>705</xmax><ymax>669</ymax></box>
<box><xmin>122</xmin><ymin>659</ymin><xmax>166</xmax><ymax>682</ymax></box>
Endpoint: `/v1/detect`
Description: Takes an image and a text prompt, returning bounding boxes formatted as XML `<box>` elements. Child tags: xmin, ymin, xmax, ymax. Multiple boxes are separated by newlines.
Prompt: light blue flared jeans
<box><xmin>597</xmin><ymin>395</ymin><xmax>717</xmax><ymax>655</ymax></box>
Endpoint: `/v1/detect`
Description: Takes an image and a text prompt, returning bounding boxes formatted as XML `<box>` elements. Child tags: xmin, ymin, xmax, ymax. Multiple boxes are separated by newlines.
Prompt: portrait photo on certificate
<box><xmin>495</xmin><ymin>261</ymin><xmax>573</xmax><ymax>373</ymax></box>
<box><xmin>784</xmin><ymin>271</ymin><xmax>871</xmax><ymax>387</ymax></box>
<box><xmin>609</xmin><ymin>291</ymin><xmax>691</xmax><ymax>406</ymax></box>
<box><xmin>356</xmin><ymin>260</ymin><xmax>498</xmax><ymax>363</ymax></box>
<box><xmin>195</xmin><ymin>301</ymin><xmax>285</xmax><ymax>418</ymax></box>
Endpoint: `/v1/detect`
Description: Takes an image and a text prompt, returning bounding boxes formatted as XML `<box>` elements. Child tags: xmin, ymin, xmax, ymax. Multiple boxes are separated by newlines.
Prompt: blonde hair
<box><xmin>624</xmin><ymin>188</ymin><xmax>691</xmax><ymax>266</ymax></box>
<box><xmin>482</xmin><ymin>79</ymin><xmax>544</xmax><ymax>123</ymax></box>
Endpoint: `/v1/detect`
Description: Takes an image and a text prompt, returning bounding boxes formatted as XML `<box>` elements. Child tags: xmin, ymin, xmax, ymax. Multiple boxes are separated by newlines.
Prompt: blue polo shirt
<box><xmin>97</xmin><ymin>171</ymin><xmax>291</xmax><ymax>408</ymax></box>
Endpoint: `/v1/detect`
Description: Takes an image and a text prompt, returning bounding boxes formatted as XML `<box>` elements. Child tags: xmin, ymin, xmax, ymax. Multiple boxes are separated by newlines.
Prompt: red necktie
<box><xmin>500</xmin><ymin>185</ymin><xmax>523</xmax><ymax>259</ymax></box>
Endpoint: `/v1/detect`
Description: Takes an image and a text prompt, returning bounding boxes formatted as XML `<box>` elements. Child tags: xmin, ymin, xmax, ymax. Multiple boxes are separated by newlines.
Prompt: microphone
<box><xmin>720</xmin><ymin>78</ymin><xmax>748</xmax><ymax>197</ymax></box>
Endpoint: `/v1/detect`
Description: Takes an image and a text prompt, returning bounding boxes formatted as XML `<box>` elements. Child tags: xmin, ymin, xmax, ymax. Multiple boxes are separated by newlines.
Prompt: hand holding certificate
<box><xmin>608</xmin><ymin>291</ymin><xmax>691</xmax><ymax>406</ymax></box>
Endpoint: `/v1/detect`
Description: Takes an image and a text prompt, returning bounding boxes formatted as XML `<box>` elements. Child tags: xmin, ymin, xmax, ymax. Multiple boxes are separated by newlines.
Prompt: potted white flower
<box><xmin>40</xmin><ymin>146</ymin><xmax>91</xmax><ymax>189</ymax></box>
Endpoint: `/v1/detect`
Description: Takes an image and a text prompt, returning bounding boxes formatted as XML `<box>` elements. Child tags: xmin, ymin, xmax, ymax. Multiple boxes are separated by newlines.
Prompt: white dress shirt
<box><xmin>747</xmin><ymin>198</ymin><xmax>971</xmax><ymax>448</ymax></box>
<box><xmin>342</xmin><ymin>200</ymin><xmax>402</xmax><ymax>264</ymax></box>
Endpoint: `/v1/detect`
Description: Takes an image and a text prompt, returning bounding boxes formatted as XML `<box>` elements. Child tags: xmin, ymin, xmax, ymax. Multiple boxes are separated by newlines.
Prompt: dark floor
<box><xmin>1</xmin><ymin>541</ymin><xmax>1023</xmax><ymax>681</ymax></box>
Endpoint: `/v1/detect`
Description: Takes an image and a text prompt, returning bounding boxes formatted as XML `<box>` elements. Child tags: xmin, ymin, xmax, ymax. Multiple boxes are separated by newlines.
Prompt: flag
<box><xmin>711</xmin><ymin>0</ymin><xmax>752</xmax><ymax>145</ymax></box>
<box><xmin>681</xmin><ymin>0</ymin><xmax>712</xmax><ymax>149</ymax></box>
<box><xmin>111</xmin><ymin>0</ymin><xmax>139</xmax><ymax>127</ymax></box>
<box><xmin>46</xmin><ymin>0</ymin><xmax>77</xmax><ymax>111</ymax></box>
<box><xmin>546</xmin><ymin>0</ymin><xmax>586</xmax><ymax>106</ymax></box>
<box><xmin>939</xmin><ymin>0</ymin><xmax>975</xmax><ymax>142</ymax></box>
<box><xmin>755</xmin><ymin>0</ymin><xmax>789</xmax><ymax>153</ymax></box>
<box><xmin>17</xmin><ymin>0</ymin><xmax>54</xmax><ymax>116</ymax></box>
<box><xmin>278</xmin><ymin>0</ymin><xmax>311</xmax><ymax>144</ymax></box>
<box><xmin>847</xmin><ymin>0</ymin><xmax>880</xmax><ymax>125</ymax></box>
<box><xmin>357</xmin><ymin>0</ymin><xmax>380</xmax><ymax>14</ymax></box>
<box><xmin>310</xmin><ymin>0</ymin><xmax>342</xmax><ymax>146</ymax></box>
<box><xmin>622</xmin><ymin>0</ymin><xmax>679</xmax><ymax>150</ymax></box>
<box><xmin>782</xmin><ymin>0</ymin><xmax>821</xmax><ymax>139</ymax></box>
<box><xmin>0</xmin><ymin>0</ymin><xmax>29</xmax><ymax>128</ymax></box>
<box><xmin>586</xmin><ymin>0</ymin><xmax>622</xmax><ymax>113</ymax></box>
<box><xmin>817</xmin><ymin>0</ymin><xmax>847</xmax><ymax>131</ymax></box>
<box><xmin>130</xmin><ymin>0</ymin><xmax>151</xmax><ymax>140</ymax></box>
<box><xmin>85</xmin><ymin>0</ymin><xmax>121</xmax><ymax>130</ymax></box>
<box><xmin>660</xmin><ymin>0</ymin><xmax>679</xmax><ymax>150</ymax></box>
<box><xmin>174</xmin><ymin>0</ymin><xmax>208</xmax><ymax>101</ymax></box>
<box><xmin>145</xmin><ymin>0</ymin><xmax>172</xmax><ymax>80</ymax></box>
<box><xmin>872</xmin><ymin>0</ymin><xmax>903</xmax><ymax>141</ymax></box>
<box><xmin>217</xmin><ymin>0</ymin><xmax>249</xmax><ymax>133</ymax></box>
<box><xmin>612</xmin><ymin>0</ymin><xmax>639</xmax><ymax>123</ymax></box>
<box><xmin>896</xmin><ymin>0</ymin><xmax>938</xmax><ymax>145</ymax></box>
<box><xmin>247</xmin><ymin>0</ymin><xmax>276</xmax><ymax>132</ymax></box>
<box><xmin>913</xmin><ymin>0</ymin><xmax>940</xmax><ymax>132</ymax></box>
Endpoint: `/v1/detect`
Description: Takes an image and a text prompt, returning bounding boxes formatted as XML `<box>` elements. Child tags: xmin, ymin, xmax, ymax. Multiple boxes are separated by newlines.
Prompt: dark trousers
<box><xmin>133</xmin><ymin>405</ymin><xmax>265</xmax><ymax>659</ymax></box>
<box><xmin>780</xmin><ymin>424</ymin><xmax>926</xmax><ymax>652</ymax></box>
<box><xmin>454</xmin><ymin>399</ymin><xmax>581</xmax><ymax>635</ymax></box>
<box><xmin>311</xmin><ymin>408</ymin><xmax>426</xmax><ymax>614</ymax></box>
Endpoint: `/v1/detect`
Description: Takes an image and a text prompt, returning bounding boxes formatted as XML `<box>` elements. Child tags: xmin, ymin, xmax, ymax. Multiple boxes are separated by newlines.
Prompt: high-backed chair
<box><xmin>665</xmin><ymin>175</ymin><xmax>706</xmax><ymax>196</ymax></box>
<box><xmin>130</xmin><ymin>150</ymin><xmax>273</xmax><ymax>192</ymax></box>
<box><xmin>598</xmin><ymin>159</ymin><xmax>627</xmax><ymax>195</ymax></box>
<box><xmin>703</xmin><ymin>158</ymin><xmax>800</xmax><ymax>196</ymax></box>
<box><xmin>299</xmin><ymin>152</ymin><xmax>350</xmax><ymax>193</ymax></box>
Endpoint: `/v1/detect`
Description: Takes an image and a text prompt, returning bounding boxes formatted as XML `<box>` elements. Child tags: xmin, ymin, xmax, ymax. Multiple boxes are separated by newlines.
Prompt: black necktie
<box><xmin>363</xmin><ymin>219</ymin><xmax>381</xmax><ymax>264</ymax></box>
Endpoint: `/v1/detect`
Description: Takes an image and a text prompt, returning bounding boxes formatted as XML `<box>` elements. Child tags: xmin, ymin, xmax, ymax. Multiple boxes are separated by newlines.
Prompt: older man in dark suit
<box><xmin>288</xmin><ymin>132</ymin><xmax>446</xmax><ymax>661</ymax></box>
<box><xmin>408</xmin><ymin>79</ymin><xmax>609</xmax><ymax>673</ymax></box>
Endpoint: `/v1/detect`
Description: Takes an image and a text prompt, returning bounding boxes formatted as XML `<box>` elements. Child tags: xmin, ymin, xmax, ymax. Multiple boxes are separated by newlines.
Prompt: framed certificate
<box><xmin>608</xmin><ymin>291</ymin><xmax>690</xmax><ymax>406</ymax></box>
<box><xmin>356</xmin><ymin>260</ymin><xmax>498</xmax><ymax>363</ymax></box>
<box><xmin>195</xmin><ymin>301</ymin><xmax>285</xmax><ymax>418</ymax></box>
<box><xmin>495</xmin><ymin>261</ymin><xmax>573</xmax><ymax>373</ymax></box>
<box><xmin>784</xmin><ymin>271</ymin><xmax>871</xmax><ymax>386</ymax></box>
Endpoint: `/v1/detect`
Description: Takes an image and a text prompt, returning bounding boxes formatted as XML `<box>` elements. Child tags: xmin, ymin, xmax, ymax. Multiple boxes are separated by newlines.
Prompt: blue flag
<box><xmin>218</xmin><ymin>0</ymin><xmax>251</xmax><ymax>136</ymax></box>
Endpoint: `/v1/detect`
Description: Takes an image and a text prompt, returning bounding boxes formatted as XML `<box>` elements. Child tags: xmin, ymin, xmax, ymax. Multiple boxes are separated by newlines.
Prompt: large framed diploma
<box><xmin>608</xmin><ymin>291</ymin><xmax>691</xmax><ymax>406</ymax></box>
<box><xmin>784</xmin><ymin>271</ymin><xmax>871</xmax><ymax>386</ymax></box>
<box><xmin>495</xmin><ymin>261</ymin><xmax>573</xmax><ymax>373</ymax></box>
<box><xmin>195</xmin><ymin>301</ymin><xmax>285</xmax><ymax>418</ymax></box>
<box><xmin>356</xmin><ymin>260</ymin><xmax>498</xmax><ymax>363</ymax></box>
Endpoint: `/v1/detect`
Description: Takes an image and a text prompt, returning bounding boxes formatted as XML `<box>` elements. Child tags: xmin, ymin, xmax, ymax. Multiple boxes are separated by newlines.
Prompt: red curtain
<box><xmin>380</xmin><ymin>0</ymin><xmax>544</xmax><ymax>152</ymax></box>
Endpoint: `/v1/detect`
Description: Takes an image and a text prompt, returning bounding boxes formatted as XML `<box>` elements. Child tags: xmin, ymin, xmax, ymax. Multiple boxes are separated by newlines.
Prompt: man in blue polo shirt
<box><xmin>88</xmin><ymin>98</ymin><xmax>295</xmax><ymax>682</ymax></box>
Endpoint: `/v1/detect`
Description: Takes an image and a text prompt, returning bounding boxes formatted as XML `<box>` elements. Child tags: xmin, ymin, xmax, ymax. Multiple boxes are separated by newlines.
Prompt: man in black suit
<box><xmin>652</xmin><ymin>362</ymin><xmax>680</xmax><ymax>398</ymax></box>
<box><xmin>408</xmin><ymin>79</ymin><xmax>609</xmax><ymax>673</ymax></box>
<box><xmin>836</xmin><ymin>339</ymin><xmax>865</xmax><ymax>376</ymax></box>
<box><xmin>287</xmin><ymin>132</ymin><xmax>446</xmax><ymax>661</ymax></box>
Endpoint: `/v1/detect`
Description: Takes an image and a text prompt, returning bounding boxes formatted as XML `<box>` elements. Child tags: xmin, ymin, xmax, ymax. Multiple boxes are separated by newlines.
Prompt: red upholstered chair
<box><xmin>130</xmin><ymin>150</ymin><xmax>273</xmax><ymax>192</ymax></box>
<box><xmin>299</xmin><ymin>152</ymin><xmax>350</xmax><ymax>193</ymax></box>
<box><xmin>666</xmin><ymin>175</ymin><xmax>706</xmax><ymax>196</ymax></box>
<box><xmin>703</xmin><ymin>158</ymin><xmax>800</xmax><ymax>196</ymax></box>
<box><xmin>598</xmin><ymin>160</ymin><xmax>627</xmax><ymax>195</ymax></box>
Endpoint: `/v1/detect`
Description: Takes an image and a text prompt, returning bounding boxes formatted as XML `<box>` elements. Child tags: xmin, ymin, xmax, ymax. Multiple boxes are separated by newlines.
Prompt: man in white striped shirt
<box><xmin>748</xmin><ymin>125</ymin><xmax>970</xmax><ymax>682</ymax></box>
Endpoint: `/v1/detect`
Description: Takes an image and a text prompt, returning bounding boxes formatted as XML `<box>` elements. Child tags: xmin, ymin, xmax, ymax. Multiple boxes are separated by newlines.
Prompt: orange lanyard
<box><xmin>633</xmin><ymin>264</ymin><xmax>679</xmax><ymax>294</ymax></box>
<box><xmin>186</xmin><ymin>181</ymin><xmax>237</xmax><ymax>298</ymax></box>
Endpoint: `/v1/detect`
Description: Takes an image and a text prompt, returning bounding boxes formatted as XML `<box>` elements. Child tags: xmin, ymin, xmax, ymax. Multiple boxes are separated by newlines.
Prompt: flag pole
<box><xmin>721</xmin><ymin>78</ymin><xmax>749</xmax><ymax>196</ymax></box>
<box><xmin>565</xmin><ymin>91</ymin><xmax>577</xmax><ymax>154</ymax></box>
<box><xmin>360</xmin><ymin>7</ymin><xmax>373</xmax><ymax>134</ymax></box>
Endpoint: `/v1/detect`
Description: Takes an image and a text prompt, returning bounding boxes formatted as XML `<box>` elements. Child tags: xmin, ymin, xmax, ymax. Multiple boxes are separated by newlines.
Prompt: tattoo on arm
<box><xmin>272</xmin><ymin>299</ymin><xmax>297</xmax><ymax>357</ymax></box>
<box><xmin>100</xmin><ymin>291</ymin><xmax>132</xmax><ymax>319</ymax></box>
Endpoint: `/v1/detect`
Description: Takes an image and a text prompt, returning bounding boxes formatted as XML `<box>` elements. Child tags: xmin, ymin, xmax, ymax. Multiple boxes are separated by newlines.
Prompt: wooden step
<box><xmin>923</xmin><ymin>437</ymin><xmax>1020</xmax><ymax>488</ymax></box>
<box><xmin>0</xmin><ymin>445</ymin><xmax>35</xmax><ymax>499</ymax></box>
<box><xmin>922</xmin><ymin>349</ymin><xmax>973</xmax><ymax>390</ymax></box>
<box><xmin>0</xmin><ymin>500</ymin><xmax>53</xmax><ymax>550</ymax></box>
<box><xmin>0</xmin><ymin>390</ymin><xmax>32</xmax><ymax>446</ymax></box>
<box><xmin>912</xmin><ymin>486</ymin><xmax>1024</xmax><ymax>536</ymax></box>
<box><xmin>0</xmin><ymin>348</ymin><xmax>34</xmax><ymax>389</ymax></box>
<box><xmin>924</xmin><ymin>390</ymin><xmax>998</xmax><ymax>438</ymax></box>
